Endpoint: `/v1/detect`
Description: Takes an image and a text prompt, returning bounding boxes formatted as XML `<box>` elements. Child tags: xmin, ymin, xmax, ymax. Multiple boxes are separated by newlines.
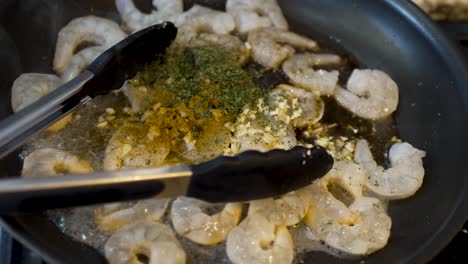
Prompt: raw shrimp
<box><xmin>53</xmin><ymin>16</ymin><xmax>126</xmax><ymax>72</ymax></box>
<box><xmin>10</xmin><ymin>73</ymin><xmax>74</xmax><ymax>131</ymax></box>
<box><xmin>105</xmin><ymin>221</ymin><xmax>186</xmax><ymax>264</ymax></box>
<box><xmin>248</xmin><ymin>188</ymin><xmax>311</xmax><ymax>226</ymax></box>
<box><xmin>247</xmin><ymin>27</ymin><xmax>318</xmax><ymax>68</ymax></box>
<box><xmin>96</xmin><ymin>199</ymin><xmax>170</xmax><ymax>233</ymax></box>
<box><xmin>226</xmin><ymin>213</ymin><xmax>294</xmax><ymax>264</ymax></box>
<box><xmin>355</xmin><ymin>139</ymin><xmax>426</xmax><ymax>199</ymax></box>
<box><xmin>175</xmin><ymin>5</ymin><xmax>235</xmax><ymax>35</ymax></box>
<box><xmin>11</xmin><ymin>73</ymin><xmax>61</xmax><ymax>112</ymax></box>
<box><xmin>335</xmin><ymin>69</ymin><xmax>399</xmax><ymax>120</ymax></box>
<box><xmin>307</xmin><ymin>160</ymin><xmax>367</xmax><ymax>225</ymax></box>
<box><xmin>228</xmin><ymin>113</ymin><xmax>297</xmax><ymax>153</ymax></box>
<box><xmin>226</xmin><ymin>0</ymin><xmax>288</xmax><ymax>33</ymax></box>
<box><xmin>22</xmin><ymin>148</ymin><xmax>93</xmax><ymax>177</ymax></box>
<box><xmin>61</xmin><ymin>46</ymin><xmax>105</xmax><ymax>82</ymax></box>
<box><xmin>103</xmin><ymin>123</ymin><xmax>171</xmax><ymax>170</ymax></box>
<box><xmin>186</xmin><ymin>33</ymin><xmax>250</xmax><ymax>65</ymax></box>
<box><xmin>170</xmin><ymin>197</ymin><xmax>242</xmax><ymax>245</ymax></box>
<box><xmin>282</xmin><ymin>53</ymin><xmax>341</xmax><ymax>96</ymax></box>
<box><xmin>116</xmin><ymin>0</ymin><xmax>183</xmax><ymax>32</ymax></box>
<box><xmin>269</xmin><ymin>84</ymin><xmax>325</xmax><ymax>128</ymax></box>
<box><xmin>305</xmin><ymin>197</ymin><xmax>391</xmax><ymax>255</ymax></box>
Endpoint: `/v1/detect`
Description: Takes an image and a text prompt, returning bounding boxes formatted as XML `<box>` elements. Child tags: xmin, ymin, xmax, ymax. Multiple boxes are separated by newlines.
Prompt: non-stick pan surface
<box><xmin>1</xmin><ymin>0</ymin><xmax>468</xmax><ymax>263</ymax></box>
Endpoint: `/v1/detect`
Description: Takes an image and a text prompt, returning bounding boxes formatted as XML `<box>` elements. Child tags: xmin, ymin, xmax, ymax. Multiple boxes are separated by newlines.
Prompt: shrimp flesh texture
<box><xmin>116</xmin><ymin>0</ymin><xmax>183</xmax><ymax>32</ymax></box>
<box><xmin>175</xmin><ymin>5</ymin><xmax>235</xmax><ymax>35</ymax></box>
<box><xmin>355</xmin><ymin>139</ymin><xmax>426</xmax><ymax>199</ymax></box>
<box><xmin>305</xmin><ymin>197</ymin><xmax>391</xmax><ymax>255</ymax></box>
<box><xmin>226</xmin><ymin>0</ymin><xmax>288</xmax><ymax>33</ymax></box>
<box><xmin>307</xmin><ymin>160</ymin><xmax>367</xmax><ymax>225</ymax></box>
<box><xmin>103</xmin><ymin>123</ymin><xmax>171</xmax><ymax>170</ymax></box>
<box><xmin>96</xmin><ymin>198</ymin><xmax>170</xmax><ymax>233</ymax></box>
<box><xmin>269</xmin><ymin>84</ymin><xmax>325</xmax><ymax>128</ymax></box>
<box><xmin>226</xmin><ymin>213</ymin><xmax>294</xmax><ymax>264</ymax></box>
<box><xmin>228</xmin><ymin>113</ymin><xmax>297</xmax><ymax>153</ymax></box>
<box><xmin>11</xmin><ymin>73</ymin><xmax>61</xmax><ymax>112</ymax></box>
<box><xmin>170</xmin><ymin>197</ymin><xmax>242</xmax><ymax>245</ymax></box>
<box><xmin>53</xmin><ymin>16</ymin><xmax>126</xmax><ymax>72</ymax></box>
<box><xmin>105</xmin><ymin>221</ymin><xmax>186</xmax><ymax>264</ymax></box>
<box><xmin>22</xmin><ymin>148</ymin><xmax>93</xmax><ymax>177</ymax></box>
<box><xmin>248</xmin><ymin>188</ymin><xmax>311</xmax><ymax>226</ymax></box>
<box><xmin>335</xmin><ymin>69</ymin><xmax>399</xmax><ymax>120</ymax></box>
<box><xmin>282</xmin><ymin>53</ymin><xmax>341</xmax><ymax>96</ymax></box>
<box><xmin>247</xmin><ymin>27</ymin><xmax>318</xmax><ymax>68</ymax></box>
<box><xmin>61</xmin><ymin>46</ymin><xmax>105</xmax><ymax>82</ymax></box>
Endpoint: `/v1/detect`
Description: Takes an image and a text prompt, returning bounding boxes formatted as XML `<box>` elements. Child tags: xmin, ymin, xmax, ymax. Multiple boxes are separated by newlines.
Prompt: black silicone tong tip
<box><xmin>188</xmin><ymin>146</ymin><xmax>334</xmax><ymax>203</ymax></box>
<box><xmin>82</xmin><ymin>21</ymin><xmax>178</xmax><ymax>98</ymax></box>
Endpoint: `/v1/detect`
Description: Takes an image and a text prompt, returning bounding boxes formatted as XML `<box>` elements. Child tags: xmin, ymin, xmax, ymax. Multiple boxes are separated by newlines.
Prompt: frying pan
<box><xmin>0</xmin><ymin>0</ymin><xmax>468</xmax><ymax>263</ymax></box>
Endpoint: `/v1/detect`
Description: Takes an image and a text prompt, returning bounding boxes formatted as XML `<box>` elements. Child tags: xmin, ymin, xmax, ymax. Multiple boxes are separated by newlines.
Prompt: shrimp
<box><xmin>170</xmin><ymin>197</ymin><xmax>242</xmax><ymax>245</ymax></box>
<box><xmin>248</xmin><ymin>188</ymin><xmax>311</xmax><ymax>226</ymax></box>
<box><xmin>22</xmin><ymin>148</ymin><xmax>93</xmax><ymax>177</ymax></box>
<box><xmin>226</xmin><ymin>213</ymin><xmax>294</xmax><ymax>264</ymax></box>
<box><xmin>115</xmin><ymin>0</ymin><xmax>183</xmax><ymax>32</ymax></box>
<box><xmin>53</xmin><ymin>16</ymin><xmax>126</xmax><ymax>72</ymax></box>
<box><xmin>307</xmin><ymin>160</ymin><xmax>367</xmax><ymax>225</ymax></box>
<box><xmin>175</xmin><ymin>5</ymin><xmax>235</xmax><ymax>35</ymax></box>
<box><xmin>96</xmin><ymin>199</ymin><xmax>170</xmax><ymax>233</ymax></box>
<box><xmin>354</xmin><ymin>139</ymin><xmax>426</xmax><ymax>199</ymax></box>
<box><xmin>269</xmin><ymin>84</ymin><xmax>325</xmax><ymax>128</ymax></box>
<box><xmin>11</xmin><ymin>73</ymin><xmax>61</xmax><ymax>112</ymax></box>
<box><xmin>103</xmin><ymin>123</ymin><xmax>171</xmax><ymax>170</ymax></box>
<box><xmin>247</xmin><ymin>27</ymin><xmax>318</xmax><ymax>68</ymax></box>
<box><xmin>228</xmin><ymin>113</ymin><xmax>297</xmax><ymax>153</ymax></box>
<box><xmin>10</xmin><ymin>73</ymin><xmax>73</xmax><ymax>131</ymax></box>
<box><xmin>61</xmin><ymin>46</ymin><xmax>105</xmax><ymax>82</ymax></box>
<box><xmin>305</xmin><ymin>197</ymin><xmax>391</xmax><ymax>255</ymax></box>
<box><xmin>105</xmin><ymin>221</ymin><xmax>186</xmax><ymax>264</ymax></box>
<box><xmin>226</xmin><ymin>0</ymin><xmax>288</xmax><ymax>33</ymax></box>
<box><xmin>185</xmin><ymin>33</ymin><xmax>251</xmax><ymax>65</ymax></box>
<box><xmin>335</xmin><ymin>69</ymin><xmax>399</xmax><ymax>120</ymax></box>
<box><xmin>282</xmin><ymin>53</ymin><xmax>341</xmax><ymax>96</ymax></box>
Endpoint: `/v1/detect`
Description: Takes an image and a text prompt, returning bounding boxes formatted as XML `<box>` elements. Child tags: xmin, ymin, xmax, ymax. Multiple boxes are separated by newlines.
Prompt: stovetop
<box><xmin>0</xmin><ymin>1</ymin><xmax>468</xmax><ymax>263</ymax></box>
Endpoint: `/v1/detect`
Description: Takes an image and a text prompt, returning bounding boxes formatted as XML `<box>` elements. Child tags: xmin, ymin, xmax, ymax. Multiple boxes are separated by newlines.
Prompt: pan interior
<box><xmin>0</xmin><ymin>0</ymin><xmax>467</xmax><ymax>263</ymax></box>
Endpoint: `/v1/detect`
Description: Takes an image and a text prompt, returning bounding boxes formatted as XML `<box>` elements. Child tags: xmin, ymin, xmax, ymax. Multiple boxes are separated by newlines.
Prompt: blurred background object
<box><xmin>414</xmin><ymin>0</ymin><xmax>468</xmax><ymax>20</ymax></box>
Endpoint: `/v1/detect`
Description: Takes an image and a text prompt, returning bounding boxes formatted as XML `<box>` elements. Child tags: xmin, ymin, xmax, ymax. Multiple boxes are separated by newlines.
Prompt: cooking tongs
<box><xmin>0</xmin><ymin>22</ymin><xmax>178</xmax><ymax>159</ymax></box>
<box><xmin>0</xmin><ymin>22</ymin><xmax>334</xmax><ymax>214</ymax></box>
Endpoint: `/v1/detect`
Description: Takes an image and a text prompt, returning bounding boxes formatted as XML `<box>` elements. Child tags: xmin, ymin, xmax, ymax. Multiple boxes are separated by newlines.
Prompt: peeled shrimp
<box><xmin>226</xmin><ymin>0</ymin><xmax>288</xmax><ymax>33</ymax></box>
<box><xmin>335</xmin><ymin>69</ymin><xmax>399</xmax><ymax>120</ymax></box>
<box><xmin>282</xmin><ymin>53</ymin><xmax>341</xmax><ymax>96</ymax></box>
<box><xmin>247</xmin><ymin>27</ymin><xmax>318</xmax><ymax>68</ymax></box>
<box><xmin>269</xmin><ymin>84</ymin><xmax>325</xmax><ymax>128</ymax></box>
<box><xmin>22</xmin><ymin>148</ymin><xmax>93</xmax><ymax>177</ymax></box>
<box><xmin>175</xmin><ymin>5</ymin><xmax>235</xmax><ymax>35</ymax></box>
<box><xmin>305</xmin><ymin>197</ymin><xmax>391</xmax><ymax>255</ymax></box>
<box><xmin>170</xmin><ymin>197</ymin><xmax>242</xmax><ymax>245</ymax></box>
<box><xmin>11</xmin><ymin>73</ymin><xmax>61</xmax><ymax>112</ymax></box>
<box><xmin>103</xmin><ymin>123</ymin><xmax>171</xmax><ymax>170</ymax></box>
<box><xmin>248</xmin><ymin>188</ymin><xmax>311</xmax><ymax>226</ymax></box>
<box><xmin>96</xmin><ymin>198</ymin><xmax>170</xmax><ymax>233</ymax></box>
<box><xmin>229</xmin><ymin>114</ymin><xmax>297</xmax><ymax>153</ymax></box>
<box><xmin>53</xmin><ymin>16</ymin><xmax>126</xmax><ymax>72</ymax></box>
<box><xmin>355</xmin><ymin>139</ymin><xmax>426</xmax><ymax>199</ymax></box>
<box><xmin>226</xmin><ymin>213</ymin><xmax>294</xmax><ymax>264</ymax></box>
<box><xmin>307</xmin><ymin>160</ymin><xmax>367</xmax><ymax>225</ymax></box>
<box><xmin>61</xmin><ymin>46</ymin><xmax>105</xmax><ymax>82</ymax></box>
<box><xmin>116</xmin><ymin>0</ymin><xmax>183</xmax><ymax>32</ymax></box>
<box><xmin>105</xmin><ymin>221</ymin><xmax>186</xmax><ymax>264</ymax></box>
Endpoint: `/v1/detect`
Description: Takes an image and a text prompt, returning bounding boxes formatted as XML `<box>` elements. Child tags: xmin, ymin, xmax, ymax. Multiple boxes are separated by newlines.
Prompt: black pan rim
<box><xmin>2</xmin><ymin>0</ymin><xmax>468</xmax><ymax>263</ymax></box>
